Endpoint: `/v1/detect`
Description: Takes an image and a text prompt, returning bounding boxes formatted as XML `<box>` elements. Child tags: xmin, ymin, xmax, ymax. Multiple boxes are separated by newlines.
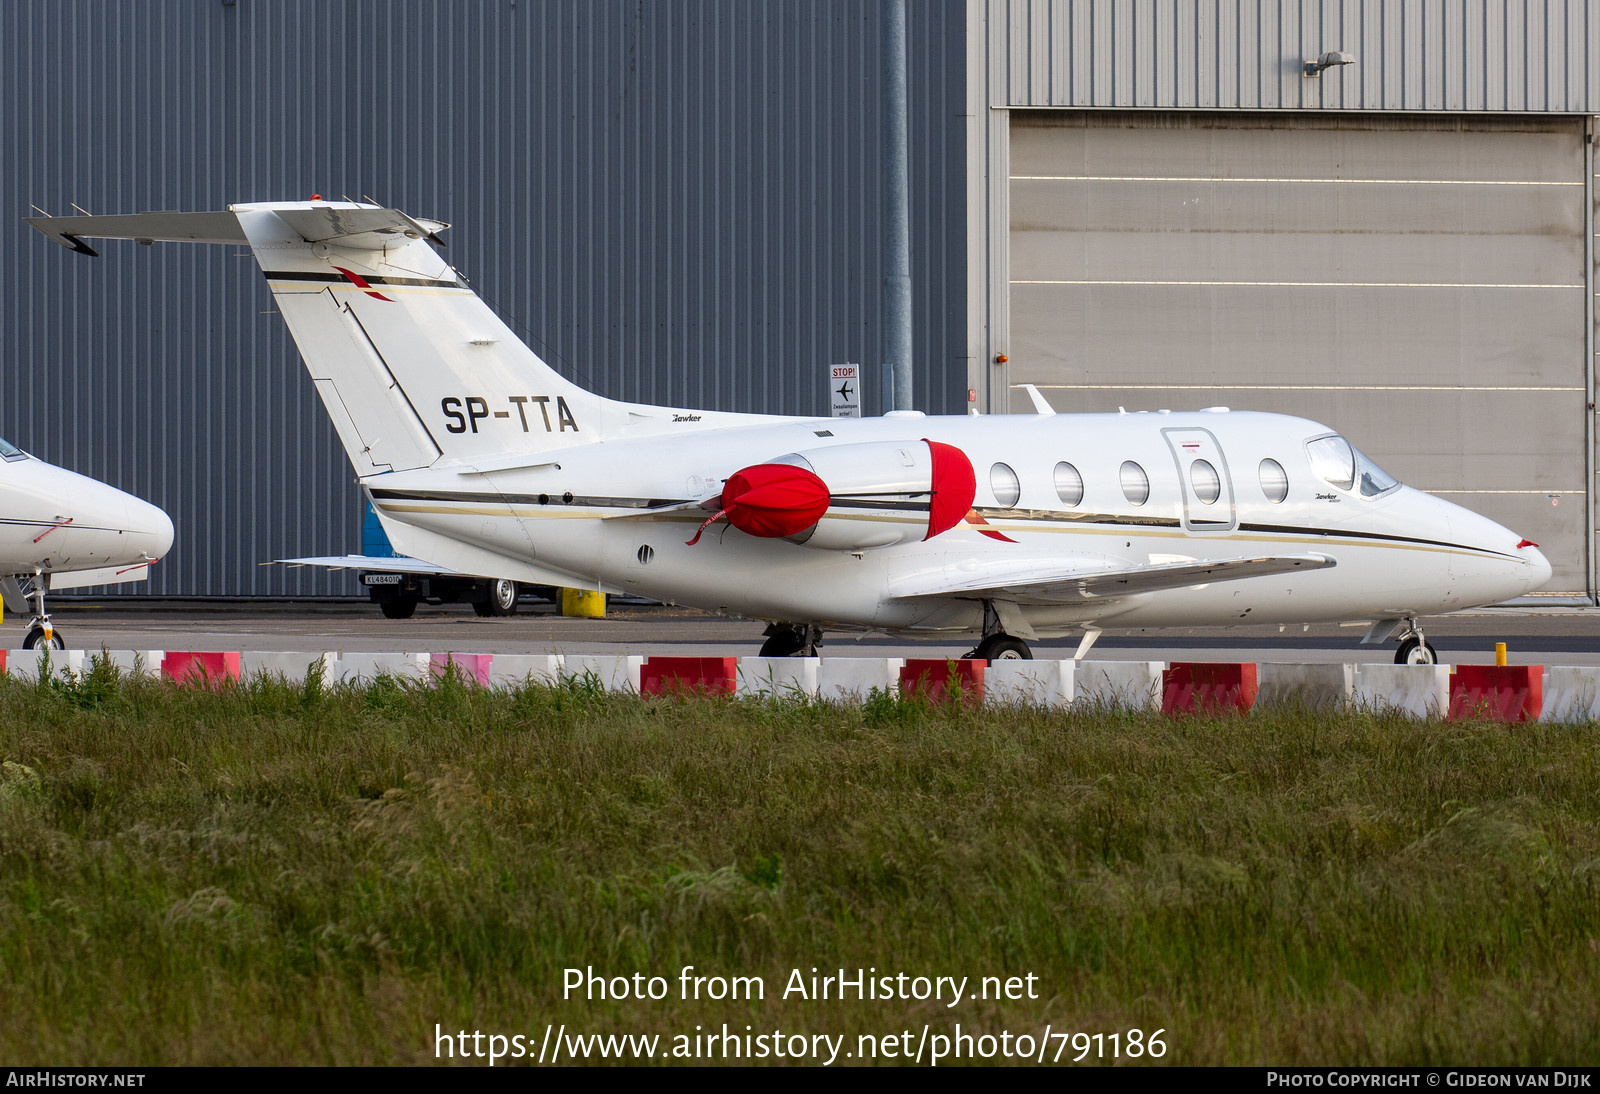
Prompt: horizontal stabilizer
<box><xmin>275</xmin><ymin>554</ymin><xmax>457</xmax><ymax>575</ymax></box>
<box><xmin>24</xmin><ymin>211</ymin><xmax>248</xmax><ymax>255</ymax></box>
<box><xmin>890</xmin><ymin>553</ymin><xmax>1336</xmax><ymax>604</ymax></box>
<box><xmin>275</xmin><ymin>207</ymin><xmax>448</xmax><ymax>249</ymax></box>
<box><xmin>25</xmin><ymin>206</ymin><xmax>449</xmax><ymax>256</ymax></box>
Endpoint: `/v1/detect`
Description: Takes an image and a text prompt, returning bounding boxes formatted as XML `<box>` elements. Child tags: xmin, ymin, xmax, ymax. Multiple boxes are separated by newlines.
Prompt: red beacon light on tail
<box><xmin>688</xmin><ymin>439</ymin><xmax>978</xmax><ymax>550</ymax></box>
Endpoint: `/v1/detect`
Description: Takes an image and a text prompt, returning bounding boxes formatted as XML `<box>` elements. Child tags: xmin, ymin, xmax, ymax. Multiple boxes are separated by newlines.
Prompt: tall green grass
<box><xmin>1</xmin><ymin>660</ymin><xmax>1597</xmax><ymax>1065</ymax></box>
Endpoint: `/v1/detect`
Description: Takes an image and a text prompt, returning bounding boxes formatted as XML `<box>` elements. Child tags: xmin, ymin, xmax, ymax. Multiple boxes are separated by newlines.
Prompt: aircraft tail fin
<box><xmin>26</xmin><ymin>202</ymin><xmax>612</xmax><ymax>477</ymax></box>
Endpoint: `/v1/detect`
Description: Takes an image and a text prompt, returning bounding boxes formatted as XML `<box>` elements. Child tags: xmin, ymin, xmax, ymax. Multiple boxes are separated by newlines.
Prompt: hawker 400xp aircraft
<box><xmin>29</xmin><ymin>201</ymin><xmax>1550</xmax><ymax>664</ymax></box>
<box><xmin>0</xmin><ymin>434</ymin><xmax>173</xmax><ymax>648</ymax></box>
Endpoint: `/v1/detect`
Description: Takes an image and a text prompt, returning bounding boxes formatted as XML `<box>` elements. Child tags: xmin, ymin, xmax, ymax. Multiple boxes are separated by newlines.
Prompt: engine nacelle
<box><xmin>695</xmin><ymin>439</ymin><xmax>976</xmax><ymax>552</ymax></box>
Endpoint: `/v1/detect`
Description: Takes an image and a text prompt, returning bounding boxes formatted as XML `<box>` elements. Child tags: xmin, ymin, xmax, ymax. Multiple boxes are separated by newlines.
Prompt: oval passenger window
<box><xmin>1259</xmin><ymin>458</ymin><xmax>1289</xmax><ymax>503</ymax></box>
<box><xmin>990</xmin><ymin>462</ymin><xmax>1021</xmax><ymax>508</ymax></box>
<box><xmin>1053</xmin><ymin>461</ymin><xmax>1084</xmax><ymax>506</ymax></box>
<box><xmin>1120</xmin><ymin>460</ymin><xmax>1149</xmax><ymax>506</ymax></box>
<box><xmin>1190</xmin><ymin>459</ymin><xmax>1221</xmax><ymax>504</ymax></box>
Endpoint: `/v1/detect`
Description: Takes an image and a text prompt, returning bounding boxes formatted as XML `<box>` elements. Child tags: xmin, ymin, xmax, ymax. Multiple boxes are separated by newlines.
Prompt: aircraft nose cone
<box><xmin>1443</xmin><ymin>502</ymin><xmax>1553</xmax><ymax>604</ymax></box>
<box><xmin>120</xmin><ymin>491</ymin><xmax>173</xmax><ymax>561</ymax></box>
<box><xmin>151</xmin><ymin>506</ymin><xmax>175</xmax><ymax>559</ymax></box>
<box><xmin>1521</xmin><ymin>542</ymin><xmax>1553</xmax><ymax>593</ymax></box>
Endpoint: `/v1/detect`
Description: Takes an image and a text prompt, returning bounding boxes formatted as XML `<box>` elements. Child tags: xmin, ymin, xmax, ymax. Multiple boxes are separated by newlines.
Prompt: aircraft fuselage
<box><xmin>365</xmin><ymin>407</ymin><xmax>1549</xmax><ymax>639</ymax></box>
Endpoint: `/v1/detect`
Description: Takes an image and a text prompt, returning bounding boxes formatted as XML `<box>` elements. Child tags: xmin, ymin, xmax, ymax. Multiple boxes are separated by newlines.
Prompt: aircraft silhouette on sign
<box><xmin>29</xmin><ymin>201</ymin><xmax>1550</xmax><ymax>663</ymax></box>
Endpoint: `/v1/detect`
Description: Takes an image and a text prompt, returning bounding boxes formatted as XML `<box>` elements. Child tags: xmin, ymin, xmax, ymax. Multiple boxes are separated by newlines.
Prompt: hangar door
<box><xmin>1007</xmin><ymin>112</ymin><xmax>1589</xmax><ymax>596</ymax></box>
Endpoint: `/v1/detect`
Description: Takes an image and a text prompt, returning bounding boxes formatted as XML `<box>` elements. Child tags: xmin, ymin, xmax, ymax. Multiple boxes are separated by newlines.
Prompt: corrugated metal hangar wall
<box><xmin>0</xmin><ymin>0</ymin><xmax>966</xmax><ymax>597</ymax></box>
<box><xmin>967</xmin><ymin>0</ymin><xmax>1600</xmax><ymax>599</ymax></box>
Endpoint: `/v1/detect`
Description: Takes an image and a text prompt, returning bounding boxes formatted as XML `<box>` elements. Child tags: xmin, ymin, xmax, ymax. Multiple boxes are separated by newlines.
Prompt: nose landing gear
<box><xmin>20</xmin><ymin>570</ymin><xmax>64</xmax><ymax>650</ymax></box>
<box><xmin>1394</xmin><ymin>619</ymin><xmax>1437</xmax><ymax>665</ymax></box>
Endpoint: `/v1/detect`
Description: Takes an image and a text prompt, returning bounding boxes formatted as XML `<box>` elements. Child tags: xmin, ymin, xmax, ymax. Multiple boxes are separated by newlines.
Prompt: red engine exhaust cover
<box><xmin>687</xmin><ymin>462</ymin><xmax>830</xmax><ymax>544</ymax></box>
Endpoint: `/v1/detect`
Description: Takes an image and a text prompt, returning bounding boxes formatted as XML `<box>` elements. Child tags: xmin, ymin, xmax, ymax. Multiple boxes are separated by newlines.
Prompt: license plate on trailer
<box><xmin>362</xmin><ymin>573</ymin><xmax>402</xmax><ymax>585</ymax></box>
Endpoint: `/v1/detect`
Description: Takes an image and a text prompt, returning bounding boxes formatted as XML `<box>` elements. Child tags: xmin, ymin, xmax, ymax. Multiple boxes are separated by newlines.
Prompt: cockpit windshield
<box><xmin>1305</xmin><ymin>433</ymin><xmax>1399</xmax><ymax>497</ymax></box>
<box><xmin>0</xmin><ymin>436</ymin><xmax>24</xmax><ymax>461</ymax></box>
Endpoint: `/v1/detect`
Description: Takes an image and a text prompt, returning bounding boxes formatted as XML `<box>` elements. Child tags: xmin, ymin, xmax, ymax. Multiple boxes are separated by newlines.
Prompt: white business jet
<box><xmin>27</xmin><ymin>201</ymin><xmax>1551</xmax><ymax>664</ymax></box>
<box><xmin>0</xmin><ymin>433</ymin><xmax>173</xmax><ymax>648</ymax></box>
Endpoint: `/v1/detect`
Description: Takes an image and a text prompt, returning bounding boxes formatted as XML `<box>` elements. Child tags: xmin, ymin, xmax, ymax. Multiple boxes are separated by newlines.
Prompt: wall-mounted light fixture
<box><xmin>1304</xmin><ymin>51</ymin><xmax>1355</xmax><ymax>77</ymax></box>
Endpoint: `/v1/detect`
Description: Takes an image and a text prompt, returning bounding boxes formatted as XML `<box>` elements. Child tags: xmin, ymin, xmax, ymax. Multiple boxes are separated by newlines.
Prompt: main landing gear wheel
<box><xmin>23</xmin><ymin>625</ymin><xmax>64</xmax><ymax>650</ymax></box>
<box><xmin>759</xmin><ymin>623</ymin><xmax>821</xmax><ymax>658</ymax></box>
<box><xmin>965</xmin><ymin>634</ymin><xmax>1033</xmax><ymax>661</ymax></box>
<box><xmin>380</xmin><ymin>594</ymin><xmax>419</xmax><ymax>620</ymax></box>
<box><xmin>1394</xmin><ymin>636</ymin><xmax>1438</xmax><ymax>665</ymax></box>
<box><xmin>473</xmin><ymin>578</ymin><xmax>519</xmax><ymax>617</ymax></box>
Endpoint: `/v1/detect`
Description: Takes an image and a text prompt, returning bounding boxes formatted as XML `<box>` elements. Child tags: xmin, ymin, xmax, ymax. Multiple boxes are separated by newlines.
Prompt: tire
<box><xmin>23</xmin><ymin>625</ymin><xmax>64</xmax><ymax>650</ymax></box>
<box><xmin>379</xmin><ymin>594</ymin><xmax>418</xmax><ymax>620</ymax></box>
<box><xmin>1394</xmin><ymin>637</ymin><xmax>1438</xmax><ymax>665</ymax></box>
<box><xmin>968</xmin><ymin>634</ymin><xmax>1033</xmax><ymax>661</ymax></box>
<box><xmin>759</xmin><ymin>625</ymin><xmax>808</xmax><ymax>658</ymax></box>
<box><xmin>473</xmin><ymin>578</ymin><xmax>519</xmax><ymax>618</ymax></box>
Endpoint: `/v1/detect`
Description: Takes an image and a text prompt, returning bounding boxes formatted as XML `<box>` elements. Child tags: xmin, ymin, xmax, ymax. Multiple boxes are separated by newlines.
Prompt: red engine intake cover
<box><xmin>720</xmin><ymin>462</ymin><xmax>831</xmax><ymax>539</ymax></box>
<box><xmin>924</xmin><ymin>439</ymin><xmax>977</xmax><ymax>539</ymax></box>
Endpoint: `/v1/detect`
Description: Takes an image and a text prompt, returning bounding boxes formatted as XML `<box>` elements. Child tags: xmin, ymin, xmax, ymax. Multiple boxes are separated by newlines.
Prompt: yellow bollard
<box><xmin>560</xmin><ymin>588</ymin><xmax>606</xmax><ymax>618</ymax></box>
<box><xmin>1495</xmin><ymin>642</ymin><xmax>1507</xmax><ymax>666</ymax></box>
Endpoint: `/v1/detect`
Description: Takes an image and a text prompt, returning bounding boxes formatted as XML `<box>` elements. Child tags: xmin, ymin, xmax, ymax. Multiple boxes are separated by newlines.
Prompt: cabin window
<box><xmin>1053</xmin><ymin>461</ymin><xmax>1084</xmax><ymax>506</ymax></box>
<box><xmin>1258</xmin><ymin>458</ymin><xmax>1289</xmax><ymax>503</ymax></box>
<box><xmin>990</xmin><ymin>462</ymin><xmax>1021</xmax><ymax>508</ymax></box>
<box><xmin>0</xmin><ymin>437</ymin><xmax>22</xmax><ymax>462</ymax></box>
<box><xmin>1119</xmin><ymin>460</ymin><xmax>1149</xmax><ymax>506</ymax></box>
<box><xmin>1305</xmin><ymin>435</ymin><xmax>1356</xmax><ymax>491</ymax></box>
<box><xmin>1190</xmin><ymin>459</ymin><xmax>1221</xmax><ymax>504</ymax></box>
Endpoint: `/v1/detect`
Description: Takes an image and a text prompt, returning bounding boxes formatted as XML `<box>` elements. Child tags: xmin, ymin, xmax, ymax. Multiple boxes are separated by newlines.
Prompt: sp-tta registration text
<box><xmin>565</xmin><ymin>966</ymin><xmax>1040</xmax><ymax>1007</ymax></box>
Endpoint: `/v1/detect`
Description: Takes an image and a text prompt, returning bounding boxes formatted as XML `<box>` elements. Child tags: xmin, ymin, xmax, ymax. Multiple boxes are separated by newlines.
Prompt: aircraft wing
<box><xmin>274</xmin><ymin>554</ymin><xmax>457</xmax><ymax>575</ymax></box>
<box><xmin>888</xmin><ymin>553</ymin><xmax>1336</xmax><ymax>605</ymax></box>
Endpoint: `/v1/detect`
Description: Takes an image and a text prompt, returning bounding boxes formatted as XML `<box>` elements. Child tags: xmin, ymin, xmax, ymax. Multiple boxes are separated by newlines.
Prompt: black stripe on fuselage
<box><xmin>368</xmin><ymin>489</ymin><xmax>1516</xmax><ymax>560</ymax></box>
<box><xmin>263</xmin><ymin>271</ymin><xmax>464</xmax><ymax>290</ymax></box>
<box><xmin>971</xmin><ymin>505</ymin><xmax>1183</xmax><ymax>528</ymax></box>
<box><xmin>1234</xmin><ymin>521</ymin><xmax>1501</xmax><ymax>556</ymax></box>
<box><xmin>369</xmin><ymin>488</ymin><xmax>691</xmax><ymax>509</ymax></box>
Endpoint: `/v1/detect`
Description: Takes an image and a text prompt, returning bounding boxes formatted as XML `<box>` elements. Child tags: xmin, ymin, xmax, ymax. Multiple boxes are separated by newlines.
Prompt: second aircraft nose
<box><xmin>141</xmin><ymin>500</ymin><xmax>175</xmax><ymax>561</ymax></box>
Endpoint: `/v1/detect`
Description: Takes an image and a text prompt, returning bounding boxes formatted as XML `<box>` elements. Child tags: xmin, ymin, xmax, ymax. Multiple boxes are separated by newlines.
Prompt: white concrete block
<box><xmin>737</xmin><ymin>657</ymin><xmax>820</xmax><ymax>699</ymax></box>
<box><xmin>560</xmin><ymin>654</ymin><xmax>643</xmax><ymax>693</ymax></box>
<box><xmin>1540</xmin><ymin>666</ymin><xmax>1600</xmax><ymax>723</ymax></box>
<box><xmin>1073</xmin><ymin>661</ymin><xmax>1164</xmax><ymax>711</ymax></box>
<box><xmin>334</xmin><ymin>652</ymin><xmax>430</xmax><ymax>684</ymax></box>
<box><xmin>1255</xmin><ymin>663</ymin><xmax>1354</xmax><ymax>711</ymax></box>
<box><xmin>240</xmin><ymin>651</ymin><xmax>338</xmax><ymax>685</ymax></box>
<box><xmin>104</xmin><ymin>650</ymin><xmax>164</xmax><ymax>678</ymax></box>
<box><xmin>984</xmin><ymin>659</ymin><xmax>1075</xmax><ymax>708</ymax></box>
<box><xmin>489</xmin><ymin>654</ymin><xmax>565</xmax><ymax>688</ymax></box>
<box><xmin>815</xmin><ymin>658</ymin><xmax>904</xmax><ymax>701</ymax></box>
<box><xmin>1351</xmin><ymin>664</ymin><xmax>1450</xmax><ymax>719</ymax></box>
<box><xmin>6</xmin><ymin>648</ymin><xmax>85</xmax><ymax>682</ymax></box>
